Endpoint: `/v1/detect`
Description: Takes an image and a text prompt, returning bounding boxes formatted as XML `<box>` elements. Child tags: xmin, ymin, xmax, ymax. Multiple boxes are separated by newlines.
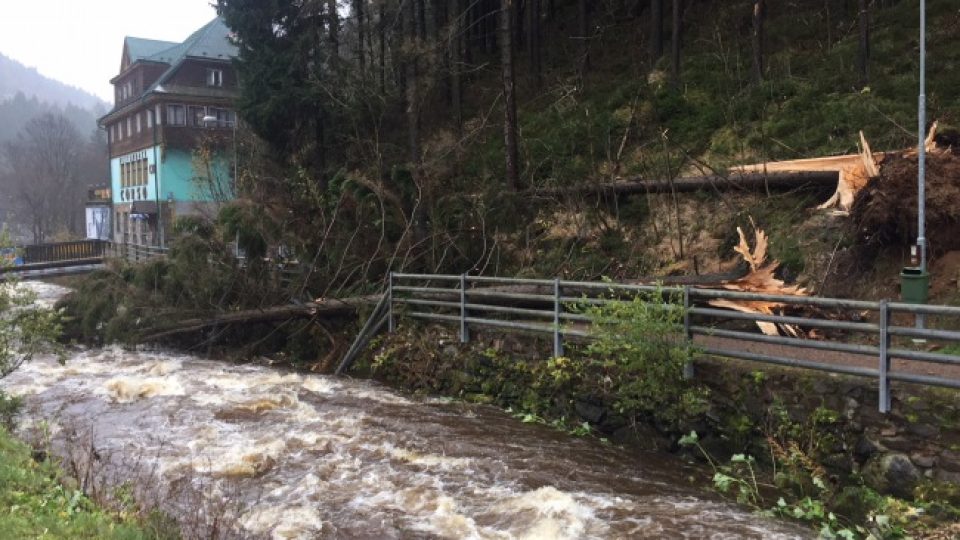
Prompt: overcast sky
<box><xmin>0</xmin><ymin>0</ymin><xmax>220</xmax><ymax>103</ymax></box>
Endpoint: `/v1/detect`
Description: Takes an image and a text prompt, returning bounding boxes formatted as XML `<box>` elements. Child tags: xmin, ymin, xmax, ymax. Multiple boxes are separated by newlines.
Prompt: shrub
<box><xmin>577</xmin><ymin>287</ymin><xmax>707</xmax><ymax>428</ymax></box>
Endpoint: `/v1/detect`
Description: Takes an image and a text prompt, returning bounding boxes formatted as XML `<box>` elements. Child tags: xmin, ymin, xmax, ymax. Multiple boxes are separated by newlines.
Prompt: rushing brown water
<box><xmin>2</xmin><ymin>282</ymin><xmax>811</xmax><ymax>539</ymax></box>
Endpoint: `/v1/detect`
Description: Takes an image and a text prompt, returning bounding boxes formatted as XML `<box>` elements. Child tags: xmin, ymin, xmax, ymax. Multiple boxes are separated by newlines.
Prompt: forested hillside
<box><xmin>208</xmin><ymin>0</ymin><xmax>956</xmax><ymax>300</ymax></box>
<box><xmin>0</xmin><ymin>54</ymin><xmax>107</xmax><ymax>242</ymax></box>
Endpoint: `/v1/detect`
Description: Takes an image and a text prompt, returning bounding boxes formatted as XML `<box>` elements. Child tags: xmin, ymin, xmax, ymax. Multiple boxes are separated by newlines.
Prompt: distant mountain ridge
<box><xmin>0</xmin><ymin>52</ymin><xmax>108</xmax><ymax>148</ymax></box>
<box><xmin>0</xmin><ymin>52</ymin><xmax>107</xmax><ymax>110</ymax></box>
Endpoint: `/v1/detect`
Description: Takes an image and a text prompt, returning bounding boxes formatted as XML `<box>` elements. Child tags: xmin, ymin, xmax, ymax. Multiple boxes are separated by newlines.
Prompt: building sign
<box><xmin>119</xmin><ymin>149</ymin><xmax>150</xmax><ymax>164</ymax></box>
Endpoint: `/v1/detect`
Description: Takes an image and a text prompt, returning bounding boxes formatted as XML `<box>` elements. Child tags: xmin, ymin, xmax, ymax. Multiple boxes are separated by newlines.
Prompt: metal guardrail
<box><xmin>386</xmin><ymin>273</ymin><xmax>960</xmax><ymax>413</ymax></box>
<box><xmin>104</xmin><ymin>242</ymin><xmax>169</xmax><ymax>263</ymax></box>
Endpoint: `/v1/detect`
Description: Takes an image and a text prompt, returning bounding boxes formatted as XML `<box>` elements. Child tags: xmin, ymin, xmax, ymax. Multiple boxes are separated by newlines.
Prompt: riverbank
<box><xmin>0</xmin><ymin>425</ymin><xmax>173</xmax><ymax>539</ymax></box>
<box><xmin>361</xmin><ymin>322</ymin><xmax>960</xmax><ymax>539</ymax></box>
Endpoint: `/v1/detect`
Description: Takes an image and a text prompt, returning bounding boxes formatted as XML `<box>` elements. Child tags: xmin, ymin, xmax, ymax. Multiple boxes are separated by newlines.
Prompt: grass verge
<box><xmin>0</xmin><ymin>426</ymin><xmax>173</xmax><ymax>540</ymax></box>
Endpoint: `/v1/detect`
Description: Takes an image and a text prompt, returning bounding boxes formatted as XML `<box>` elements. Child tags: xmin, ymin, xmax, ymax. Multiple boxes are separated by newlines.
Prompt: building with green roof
<box><xmin>98</xmin><ymin>17</ymin><xmax>239</xmax><ymax>248</ymax></box>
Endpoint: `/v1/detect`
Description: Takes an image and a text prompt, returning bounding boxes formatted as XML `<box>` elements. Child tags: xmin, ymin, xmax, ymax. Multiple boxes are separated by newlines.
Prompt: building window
<box><xmin>167</xmin><ymin>104</ymin><xmax>186</xmax><ymax>126</ymax></box>
<box><xmin>126</xmin><ymin>117</ymin><xmax>131</xmax><ymax>137</ymax></box>
<box><xmin>136</xmin><ymin>113</ymin><xmax>142</xmax><ymax>133</ymax></box>
<box><xmin>206</xmin><ymin>68</ymin><xmax>223</xmax><ymax>87</ymax></box>
<box><xmin>207</xmin><ymin>108</ymin><xmax>235</xmax><ymax>126</ymax></box>
<box><xmin>155</xmin><ymin>105</ymin><xmax>163</xmax><ymax>126</ymax></box>
<box><xmin>146</xmin><ymin>110</ymin><xmax>152</xmax><ymax>129</ymax></box>
<box><xmin>120</xmin><ymin>156</ymin><xmax>149</xmax><ymax>188</ymax></box>
<box><xmin>189</xmin><ymin>106</ymin><xmax>206</xmax><ymax>127</ymax></box>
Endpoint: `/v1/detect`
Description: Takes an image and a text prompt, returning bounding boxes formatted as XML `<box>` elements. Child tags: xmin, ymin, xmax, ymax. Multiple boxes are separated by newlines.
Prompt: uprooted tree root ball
<box><xmin>851</xmin><ymin>148</ymin><xmax>960</xmax><ymax>252</ymax></box>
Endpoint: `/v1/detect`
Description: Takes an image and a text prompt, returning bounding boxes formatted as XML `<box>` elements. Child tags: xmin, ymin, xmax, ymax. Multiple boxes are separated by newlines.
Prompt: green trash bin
<box><xmin>900</xmin><ymin>267</ymin><xmax>929</xmax><ymax>304</ymax></box>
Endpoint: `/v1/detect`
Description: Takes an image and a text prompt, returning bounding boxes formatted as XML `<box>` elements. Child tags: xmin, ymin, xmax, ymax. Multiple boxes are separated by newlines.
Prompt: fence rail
<box><xmin>104</xmin><ymin>242</ymin><xmax>169</xmax><ymax>263</ymax></box>
<box><xmin>385</xmin><ymin>273</ymin><xmax>960</xmax><ymax>412</ymax></box>
<box><xmin>19</xmin><ymin>240</ymin><xmax>107</xmax><ymax>264</ymax></box>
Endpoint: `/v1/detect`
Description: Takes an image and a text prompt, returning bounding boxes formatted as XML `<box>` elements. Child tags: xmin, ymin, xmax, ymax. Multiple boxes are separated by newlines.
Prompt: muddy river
<box><xmin>1</xmin><ymin>282</ymin><xmax>810</xmax><ymax>539</ymax></box>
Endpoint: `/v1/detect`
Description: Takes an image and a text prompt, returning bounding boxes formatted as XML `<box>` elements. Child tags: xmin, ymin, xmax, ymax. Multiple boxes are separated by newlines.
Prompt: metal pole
<box><xmin>553</xmin><ymin>278</ymin><xmax>563</xmax><ymax>357</ymax></box>
<box><xmin>152</xmin><ymin>109</ymin><xmax>164</xmax><ymax>249</ymax></box>
<box><xmin>917</xmin><ymin>0</ymin><xmax>927</xmax><ymax>330</ymax></box>
<box><xmin>387</xmin><ymin>272</ymin><xmax>395</xmax><ymax>333</ymax></box>
<box><xmin>879</xmin><ymin>300</ymin><xmax>891</xmax><ymax>413</ymax></box>
<box><xmin>460</xmin><ymin>273</ymin><xmax>469</xmax><ymax>343</ymax></box>
<box><xmin>683</xmin><ymin>285</ymin><xmax>694</xmax><ymax>379</ymax></box>
<box><xmin>233</xmin><ymin>119</ymin><xmax>238</xmax><ymax>194</ymax></box>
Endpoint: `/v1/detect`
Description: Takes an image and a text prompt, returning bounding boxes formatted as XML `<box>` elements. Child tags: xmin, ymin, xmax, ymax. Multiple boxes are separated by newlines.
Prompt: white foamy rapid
<box><xmin>1</xmin><ymin>282</ymin><xmax>810</xmax><ymax>539</ymax></box>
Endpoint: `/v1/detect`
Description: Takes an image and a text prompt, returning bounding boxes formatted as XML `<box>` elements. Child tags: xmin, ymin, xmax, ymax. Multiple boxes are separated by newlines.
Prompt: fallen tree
<box><xmin>135</xmin><ymin>295</ymin><xmax>380</xmax><ymax>343</ymax></box>
<box><xmin>535</xmin><ymin>171</ymin><xmax>838</xmax><ymax>196</ymax></box>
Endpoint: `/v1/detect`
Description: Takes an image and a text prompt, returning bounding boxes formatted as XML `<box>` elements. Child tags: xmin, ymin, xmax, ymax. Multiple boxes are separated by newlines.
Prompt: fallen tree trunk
<box><xmin>536</xmin><ymin>171</ymin><xmax>838</xmax><ymax>196</ymax></box>
<box><xmin>136</xmin><ymin>295</ymin><xmax>381</xmax><ymax>343</ymax></box>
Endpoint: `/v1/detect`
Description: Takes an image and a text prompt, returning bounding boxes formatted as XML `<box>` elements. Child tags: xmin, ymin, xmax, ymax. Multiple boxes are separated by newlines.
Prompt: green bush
<box><xmin>577</xmin><ymin>287</ymin><xmax>707</xmax><ymax>428</ymax></box>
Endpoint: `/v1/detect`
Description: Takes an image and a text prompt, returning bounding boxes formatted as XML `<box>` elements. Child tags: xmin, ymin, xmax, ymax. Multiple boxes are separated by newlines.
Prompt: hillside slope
<box><xmin>0</xmin><ymin>52</ymin><xmax>105</xmax><ymax>110</ymax></box>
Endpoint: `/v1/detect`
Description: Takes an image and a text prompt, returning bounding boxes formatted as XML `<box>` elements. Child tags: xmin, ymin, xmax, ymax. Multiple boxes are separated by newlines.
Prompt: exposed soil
<box><xmin>851</xmin><ymin>149</ymin><xmax>960</xmax><ymax>254</ymax></box>
<box><xmin>930</xmin><ymin>251</ymin><xmax>960</xmax><ymax>300</ymax></box>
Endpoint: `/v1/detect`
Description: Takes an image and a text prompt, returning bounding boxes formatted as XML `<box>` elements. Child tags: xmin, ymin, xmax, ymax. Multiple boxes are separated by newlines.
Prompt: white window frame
<box><xmin>155</xmin><ymin>105</ymin><xmax>162</xmax><ymax>126</ymax></box>
<box><xmin>136</xmin><ymin>113</ymin><xmax>141</xmax><ymax>133</ymax></box>
<box><xmin>206</xmin><ymin>68</ymin><xmax>223</xmax><ymax>87</ymax></box>
<box><xmin>146</xmin><ymin>109</ymin><xmax>152</xmax><ymax>129</ymax></box>
<box><xmin>126</xmin><ymin>117</ymin><xmax>131</xmax><ymax>137</ymax></box>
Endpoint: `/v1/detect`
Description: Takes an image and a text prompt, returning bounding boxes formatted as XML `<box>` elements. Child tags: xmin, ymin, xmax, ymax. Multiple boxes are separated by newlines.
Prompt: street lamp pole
<box><xmin>917</xmin><ymin>0</ymin><xmax>927</xmax><ymax>272</ymax></box>
<box><xmin>916</xmin><ymin>0</ymin><xmax>927</xmax><ymax>330</ymax></box>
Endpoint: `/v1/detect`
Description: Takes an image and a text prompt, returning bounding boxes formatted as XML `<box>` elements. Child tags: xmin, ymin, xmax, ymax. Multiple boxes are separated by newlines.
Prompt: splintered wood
<box><xmin>707</xmin><ymin>222</ymin><xmax>808</xmax><ymax>336</ymax></box>
<box><xmin>732</xmin><ymin>123</ymin><xmax>942</xmax><ymax>212</ymax></box>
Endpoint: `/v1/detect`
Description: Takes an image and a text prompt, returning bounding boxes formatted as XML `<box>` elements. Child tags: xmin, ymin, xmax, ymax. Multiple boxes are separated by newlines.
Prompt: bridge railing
<box><xmin>19</xmin><ymin>240</ymin><xmax>107</xmax><ymax>264</ymax></box>
<box><xmin>104</xmin><ymin>242</ymin><xmax>169</xmax><ymax>263</ymax></box>
<box><xmin>386</xmin><ymin>273</ymin><xmax>960</xmax><ymax>412</ymax></box>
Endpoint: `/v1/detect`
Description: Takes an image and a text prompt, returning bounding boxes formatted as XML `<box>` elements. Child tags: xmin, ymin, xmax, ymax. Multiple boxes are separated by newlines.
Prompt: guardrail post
<box><xmin>683</xmin><ymin>285</ymin><xmax>695</xmax><ymax>380</ymax></box>
<box><xmin>387</xmin><ymin>272</ymin><xmax>395</xmax><ymax>333</ymax></box>
<box><xmin>879</xmin><ymin>299</ymin><xmax>891</xmax><ymax>413</ymax></box>
<box><xmin>460</xmin><ymin>273</ymin><xmax>470</xmax><ymax>343</ymax></box>
<box><xmin>553</xmin><ymin>278</ymin><xmax>564</xmax><ymax>358</ymax></box>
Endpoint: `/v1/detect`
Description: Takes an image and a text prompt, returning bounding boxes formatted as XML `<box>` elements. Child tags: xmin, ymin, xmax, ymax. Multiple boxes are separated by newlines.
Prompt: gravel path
<box><xmin>696</xmin><ymin>334</ymin><xmax>960</xmax><ymax>384</ymax></box>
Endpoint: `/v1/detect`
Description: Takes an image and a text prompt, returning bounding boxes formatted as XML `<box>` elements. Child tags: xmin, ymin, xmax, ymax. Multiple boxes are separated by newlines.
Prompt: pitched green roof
<box><xmin>146</xmin><ymin>17</ymin><xmax>237</xmax><ymax>64</ymax></box>
<box><xmin>124</xmin><ymin>37</ymin><xmax>178</xmax><ymax>63</ymax></box>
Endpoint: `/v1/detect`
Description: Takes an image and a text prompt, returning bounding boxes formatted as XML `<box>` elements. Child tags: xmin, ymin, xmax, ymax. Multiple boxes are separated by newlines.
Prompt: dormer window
<box><xmin>206</xmin><ymin>68</ymin><xmax>223</xmax><ymax>87</ymax></box>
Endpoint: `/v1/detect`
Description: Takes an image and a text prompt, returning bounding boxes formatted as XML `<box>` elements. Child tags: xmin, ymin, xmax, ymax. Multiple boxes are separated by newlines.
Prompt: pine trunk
<box><xmin>670</xmin><ymin>0</ymin><xmax>681</xmax><ymax>87</ymax></box>
<box><xmin>858</xmin><ymin>0</ymin><xmax>870</xmax><ymax>86</ymax></box>
<box><xmin>578</xmin><ymin>0</ymin><xmax>590</xmax><ymax>72</ymax></box>
<box><xmin>451</xmin><ymin>0</ymin><xmax>464</xmax><ymax>133</ymax></box>
<box><xmin>379</xmin><ymin>0</ymin><xmax>386</xmax><ymax>91</ymax></box>
<box><xmin>650</xmin><ymin>0</ymin><xmax>663</xmax><ymax>60</ymax></box>
<box><xmin>501</xmin><ymin>0</ymin><xmax>521</xmax><ymax>191</ymax></box>
<box><xmin>327</xmin><ymin>0</ymin><xmax>340</xmax><ymax>59</ymax></box>
<box><xmin>527</xmin><ymin>0</ymin><xmax>541</xmax><ymax>86</ymax></box>
<box><xmin>752</xmin><ymin>0</ymin><xmax>764</xmax><ymax>84</ymax></box>
<box><xmin>406</xmin><ymin>0</ymin><xmax>421</xmax><ymax>164</ymax></box>
<box><xmin>354</xmin><ymin>0</ymin><xmax>366</xmax><ymax>70</ymax></box>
